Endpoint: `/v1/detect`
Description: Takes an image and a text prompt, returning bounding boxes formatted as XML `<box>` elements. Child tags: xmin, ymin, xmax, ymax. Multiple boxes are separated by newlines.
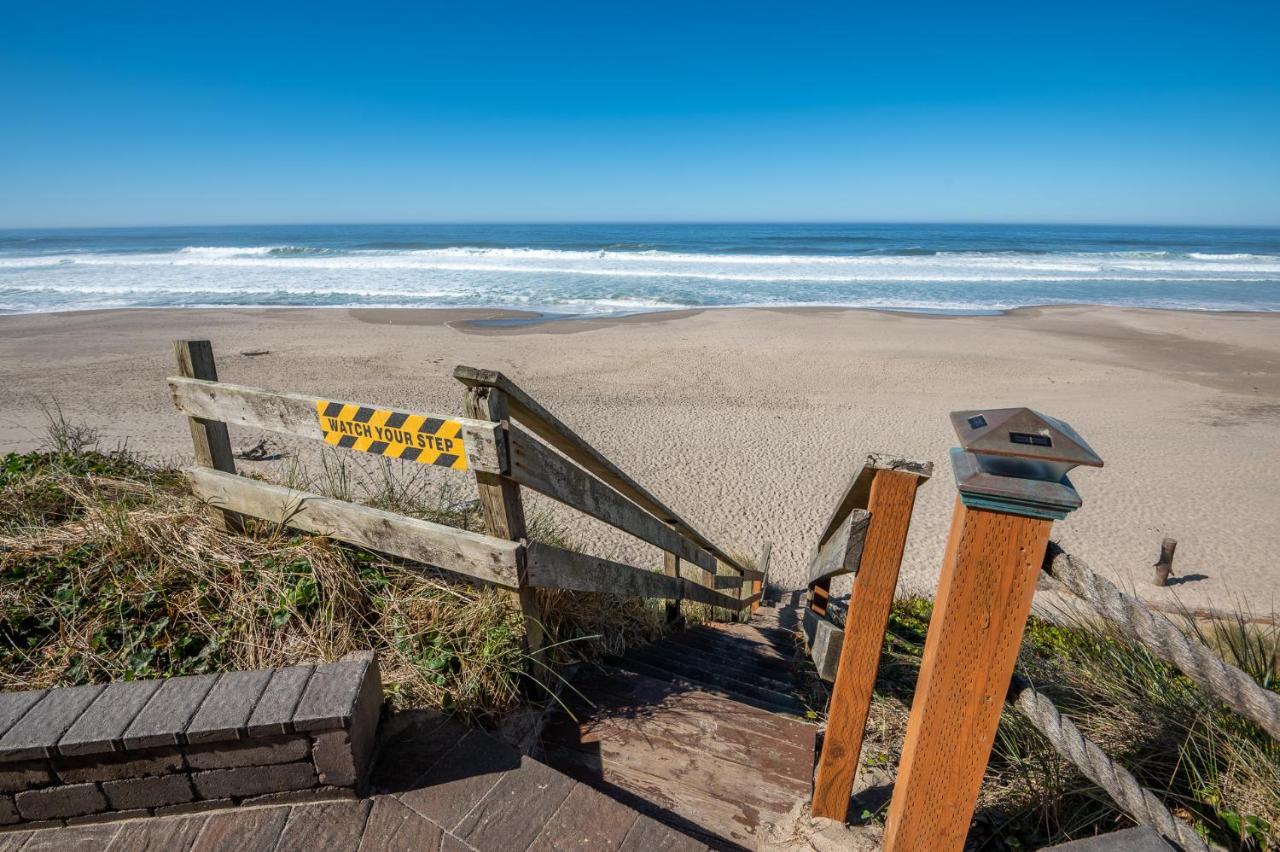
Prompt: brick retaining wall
<box><xmin>0</xmin><ymin>651</ymin><xmax>382</xmax><ymax>830</ymax></box>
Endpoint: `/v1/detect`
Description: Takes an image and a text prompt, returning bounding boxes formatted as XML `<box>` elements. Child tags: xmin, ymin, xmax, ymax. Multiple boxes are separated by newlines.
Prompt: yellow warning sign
<box><xmin>315</xmin><ymin>401</ymin><xmax>469</xmax><ymax>471</ymax></box>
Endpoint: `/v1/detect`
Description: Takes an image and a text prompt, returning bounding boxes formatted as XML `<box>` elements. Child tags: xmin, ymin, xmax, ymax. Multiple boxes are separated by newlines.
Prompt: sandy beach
<box><xmin>1</xmin><ymin>305</ymin><xmax>1277</xmax><ymax>615</ymax></box>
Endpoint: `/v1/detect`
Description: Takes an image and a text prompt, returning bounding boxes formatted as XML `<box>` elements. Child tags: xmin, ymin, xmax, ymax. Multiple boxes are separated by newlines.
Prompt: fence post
<box><xmin>663</xmin><ymin>550</ymin><xmax>682</xmax><ymax>625</ymax></box>
<box><xmin>463</xmin><ymin>384</ymin><xmax>548</xmax><ymax>689</ymax></box>
<box><xmin>811</xmin><ymin>465</ymin><xmax>929</xmax><ymax>820</ymax></box>
<box><xmin>737</xmin><ymin>563</ymin><xmax>754</xmax><ymax>622</ymax></box>
<box><xmin>172</xmin><ymin>340</ymin><xmax>242</xmax><ymax>532</ymax></box>
<box><xmin>883</xmin><ymin>409</ymin><xmax>1101</xmax><ymax>852</ymax></box>
<box><xmin>710</xmin><ymin>559</ymin><xmax>737</xmax><ymax>622</ymax></box>
<box><xmin>810</xmin><ymin>578</ymin><xmax>831</xmax><ymax>618</ymax></box>
<box><xmin>753</xmin><ymin>541</ymin><xmax>772</xmax><ymax>612</ymax></box>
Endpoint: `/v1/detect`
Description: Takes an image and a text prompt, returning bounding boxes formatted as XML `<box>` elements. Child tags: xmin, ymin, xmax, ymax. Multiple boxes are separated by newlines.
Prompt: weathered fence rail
<box><xmin>168</xmin><ymin>340</ymin><xmax>761</xmax><ymax>696</ymax></box>
<box><xmin>185</xmin><ymin>467</ymin><xmax>524</xmax><ymax>588</ymax></box>
<box><xmin>168</xmin><ymin>376</ymin><xmax>506</xmax><ymax>473</ymax></box>
<box><xmin>523</xmin><ymin>541</ymin><xmax>742</xmax><ymax>609</ymax></box>
<box><xmin>454</xmin><ymin>365</ymin><xmax>760</xmax><ymax>580</ymax></box>
<box><xmin>505</xmin><ymin>424</ymin><xmax>717</xmax><ymax>571</ymax></box>
<box><xmin>452</xmin><ymin>365</ymin><xmax>763</xmax><ymax>629</ymax></box>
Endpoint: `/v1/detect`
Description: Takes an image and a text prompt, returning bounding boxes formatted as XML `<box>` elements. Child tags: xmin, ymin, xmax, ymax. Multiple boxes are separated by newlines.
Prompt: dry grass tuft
<box><xmin>0</xmin><ymin>428</ymin><xmax>668</xmax><ymax>723</ymax></box>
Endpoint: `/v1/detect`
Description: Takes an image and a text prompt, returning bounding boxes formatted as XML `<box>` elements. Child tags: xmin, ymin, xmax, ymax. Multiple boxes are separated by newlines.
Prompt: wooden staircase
<box><xmin>541</xmin><ymin>600</ymin><xmax>818</xmax><ymax>850</ymax></box>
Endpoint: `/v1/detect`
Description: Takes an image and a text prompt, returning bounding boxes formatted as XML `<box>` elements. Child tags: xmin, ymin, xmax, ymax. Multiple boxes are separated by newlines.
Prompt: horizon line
<box><xmin>4</xmin><ymin>219</ymin><xmax>1280</xmax><ymax>232</ymax></box>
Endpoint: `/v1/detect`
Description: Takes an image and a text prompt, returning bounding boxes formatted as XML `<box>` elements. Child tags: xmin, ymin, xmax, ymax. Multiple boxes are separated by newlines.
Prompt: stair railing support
<box><xmin>463</xmin><ymin>383</ymin><xmax>549</xmax><ymax>694</ymax></box>
<box><xmin>883</xmin><ymin>408</ymin><xmax>1102</xmax><ymax>852</ymax></box>
<box><xmin>811</xmin><ymin>464</ymin><xmax>930</xmax><ymax>820</ymax></box>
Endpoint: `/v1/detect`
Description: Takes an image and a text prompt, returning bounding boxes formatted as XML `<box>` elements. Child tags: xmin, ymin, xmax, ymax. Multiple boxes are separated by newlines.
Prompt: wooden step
<box><xmin>605</xmin><ymin>656</ymin><xmax>804</xmax><ymax>716</ymax></box>
<box><xmin>543</xmin><ymin>705</ymin><xmax>814</xmax><ymax>851</ymax></box>
<box><xmin>544</xmin><ymin>744</ymin><xmax>752</xmax><ymax>850</ymax></box>
<box><xmin>619</xmin><ymin>645</ymin><xmax>802</xmax><ymax>706</ymax></box>
<box><xmin>568</xmin><ymin>665</ymin><xmax>819</xmax><ymax>743</ymax></box>
<box><xmin>578</xmin><ymin>654</ymin><xmax>803</xmax><ymax>731</ymax></box>
<box><xmin>704</xmin><ymin>621</ymin><xmax>798</xmax><ymax>647</ymax></box>
<box><xmin>638</xmin><ymin>641</ymin><xmax>802</xmax><ymax>696</ymax></box>
<box><xmin>661</xmin><ymin>630</ymin><xmax>799</xmax><ymax>674</ymax></box>
<box><xmin>543</xmin><ymin>696</ymin><xmax>815</xmax><ymax>782</ymax></box>
<box><xmin>539</xmin><ymin>614</ymin><xmax>817</xmax><ymax>850</ymax></box>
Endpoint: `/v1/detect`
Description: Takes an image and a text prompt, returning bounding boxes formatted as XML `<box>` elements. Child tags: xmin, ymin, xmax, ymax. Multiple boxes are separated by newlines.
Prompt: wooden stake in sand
<box><xmin>1154</xmin><ymin>537</ymin><xmax>1178</xmax><ymax>587</ymax></box>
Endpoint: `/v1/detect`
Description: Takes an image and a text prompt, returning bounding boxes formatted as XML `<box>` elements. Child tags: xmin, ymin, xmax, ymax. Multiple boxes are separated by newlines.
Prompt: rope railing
<box><xmin>1043</xmin><ymin>542</ymin><xmax>1280</xmax><ymax>740</ymax></box>
<box><xmin>1009</xmin><ymin>677</ymin><xmax>1215</xmax><ymax>852</ymax></box>
<box><xmin>1022</xmin><ymin>542</ymin><xmax>1280</xmax><ymax>850</ymax></box>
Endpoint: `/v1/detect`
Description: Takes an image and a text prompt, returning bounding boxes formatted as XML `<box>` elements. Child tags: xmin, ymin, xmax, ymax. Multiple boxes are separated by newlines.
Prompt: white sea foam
<box><xmin>2</xmin><ymin>245</ymin><xmax>1279</xmax><ymax>314</ymax></box>
<box><xmin>3</xmin><ymin>246</ymin><xmax>1279</xmax><ymax>280</ymax></box>
<box><xmin>178</xmin><ymin>245</ymin><xmax>278</xmax><ymax>256</ymax></box>
<box><xmin>1185</xmin><ymin>252</ymin><xmax>1271</xmax><ymax>261</ymax></box>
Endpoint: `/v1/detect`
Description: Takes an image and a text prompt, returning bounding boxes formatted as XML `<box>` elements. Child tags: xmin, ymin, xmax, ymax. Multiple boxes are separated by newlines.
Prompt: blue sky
<box><xmin>2</xmin><ymin>1</ymin><xmax>1278</xmax><ymax>227</ymax></box>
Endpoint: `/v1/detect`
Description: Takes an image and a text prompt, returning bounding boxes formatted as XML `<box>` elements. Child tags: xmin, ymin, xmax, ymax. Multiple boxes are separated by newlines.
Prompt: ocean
<box><xmin>2</xmin><ymin>223</ymin><xmax>1279</xmax><ymax>316</ymax></box>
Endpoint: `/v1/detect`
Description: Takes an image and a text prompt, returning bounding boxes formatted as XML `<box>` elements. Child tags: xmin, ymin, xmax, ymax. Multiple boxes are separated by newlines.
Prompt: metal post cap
<box><xmin>948</xmin><ymin>408</ymin><xmax>1102</xmax><ymax>520</ymax></box>
<box><xmin>950</xmin><ymin>408</ymin><xmax>1102</xmax><ymax>470</ymax></box>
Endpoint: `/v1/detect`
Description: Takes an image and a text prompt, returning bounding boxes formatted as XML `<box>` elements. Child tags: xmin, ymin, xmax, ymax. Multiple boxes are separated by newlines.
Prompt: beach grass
<box><xmin>844</xmin><ymin>598</ymin><xmax>1279</xmax><ymax>850</ymax></box>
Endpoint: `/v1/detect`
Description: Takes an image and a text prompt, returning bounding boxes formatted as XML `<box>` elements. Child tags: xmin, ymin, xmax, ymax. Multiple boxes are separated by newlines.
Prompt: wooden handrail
<box><xmin>808</xmin><ymin>508</ymin><xmax>870</xmax><ymax>587</ymax></box>
<box><xmin>507</xmin><ymin>425</ymin><xmax>717</xmax><ymax>571</ymax></box>
<box><xmin>808</xmin><ymin>454</ymin><xmax>933</xmax><ymax>822</ymax></box>
<box><xmin>454</xmin><ymin>365</ymin><xmax>754</xmax><ymax>576</ymax></box>
<box><xmin>524</xmin><ymin>542</ymin><xmax>747</xmax><ymax>610</ymax></box>
<box><xmin>807</xmin><ymin>455</ymin><xmax>933</xmax><ymax>617</ymax></box>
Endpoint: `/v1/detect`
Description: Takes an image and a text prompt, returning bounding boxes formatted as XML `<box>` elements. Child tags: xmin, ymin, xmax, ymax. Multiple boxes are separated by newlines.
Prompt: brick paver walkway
<box><xmin>0</xmin><ymin>710</ymin><xmax>708</xmax><ymax>851</ymax></box>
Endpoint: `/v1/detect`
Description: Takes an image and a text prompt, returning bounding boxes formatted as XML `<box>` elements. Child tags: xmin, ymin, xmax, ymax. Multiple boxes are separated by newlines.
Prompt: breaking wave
<box><xmin>3</xmin><ymin>234</ymin><xmax>1279</xmax><ymax>314</ymax></box>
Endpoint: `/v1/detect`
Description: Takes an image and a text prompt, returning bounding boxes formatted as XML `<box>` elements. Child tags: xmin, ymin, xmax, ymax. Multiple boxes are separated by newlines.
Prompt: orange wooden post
<box><xmin>811</xmin><ymin>465</ymin><xmax>930</xmax><ymax>820</ymax></box>
<box><xmin>883</xmin><ymin>408</ymin><xmax>1102</xmax><ymax>852</ymax></box>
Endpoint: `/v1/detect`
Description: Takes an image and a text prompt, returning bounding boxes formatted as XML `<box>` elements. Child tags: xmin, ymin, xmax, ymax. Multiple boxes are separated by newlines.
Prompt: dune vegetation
<box><xmin>1</xmin><ymin>417</ymin><xmax>1276</xmax><ymax>849</ymax></box>
<box><xmin>845</xmin><ymin>594</ymin><xmax>1279</xmax><ymax>849</ymax></box>
<box><xmin>0</xmin><ymin>416</ymin><xmax>665</xmax><ymax>722</ymax></box>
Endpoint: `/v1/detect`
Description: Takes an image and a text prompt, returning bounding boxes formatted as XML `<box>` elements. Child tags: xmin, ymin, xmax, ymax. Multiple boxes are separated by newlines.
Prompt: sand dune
<box><xmin>1</xmin><ymin>305</ymin><xmax>1277</xmax><ymax>615</ymax></box>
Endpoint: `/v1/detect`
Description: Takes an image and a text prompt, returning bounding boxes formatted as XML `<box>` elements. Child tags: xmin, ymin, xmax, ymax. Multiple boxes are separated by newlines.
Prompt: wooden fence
<box><xmin>168</xmin><ymin>340</ymin><xmax>762</xmax><ymax>686</ymax></box>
